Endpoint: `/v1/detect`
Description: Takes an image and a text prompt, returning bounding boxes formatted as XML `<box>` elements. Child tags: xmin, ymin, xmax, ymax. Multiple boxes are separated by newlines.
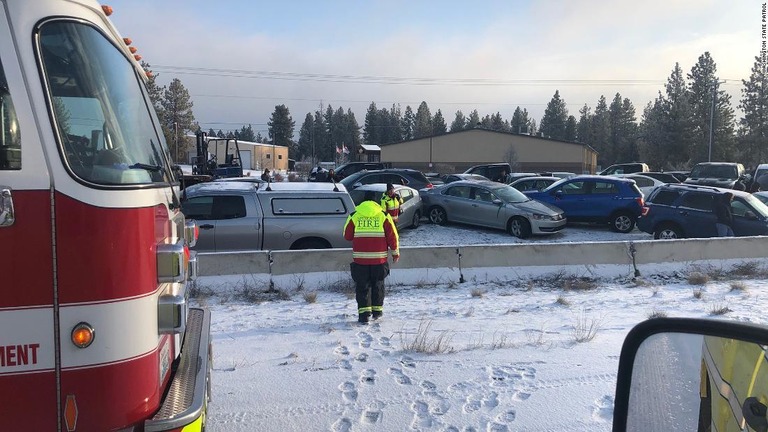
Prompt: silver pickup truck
<box><xmin>181</xmin><ymin>181</ymin><xmax>354</xmax><ymax>251</ymax></box>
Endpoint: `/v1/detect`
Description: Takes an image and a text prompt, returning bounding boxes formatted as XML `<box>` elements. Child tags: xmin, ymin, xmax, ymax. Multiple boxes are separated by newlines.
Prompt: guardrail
<box><xmin>197</xmin><ymin>236</ymin><xmax>768</xmax><ymax>283</ymax></box>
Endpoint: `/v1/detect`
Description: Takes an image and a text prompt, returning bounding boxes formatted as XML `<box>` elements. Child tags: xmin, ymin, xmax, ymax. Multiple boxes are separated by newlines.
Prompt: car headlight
<box><xmin>531</xmin><ymin>213</ymin><xmax>562</xmax><ymax>221</ymax></box>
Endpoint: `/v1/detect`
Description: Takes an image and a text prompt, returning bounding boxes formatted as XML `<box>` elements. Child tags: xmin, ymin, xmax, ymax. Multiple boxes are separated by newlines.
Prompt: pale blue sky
<box><xmin>106</xmin><ymin>0</ymin><xmax>758</xmax><ymax>135</ymax></box>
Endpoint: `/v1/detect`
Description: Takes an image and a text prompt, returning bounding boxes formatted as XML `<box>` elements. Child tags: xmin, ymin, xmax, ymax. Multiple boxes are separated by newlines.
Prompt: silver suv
<box><xmin>181</xmin><ymin>181</ymin><xmax>354</xmax><ymax>251</ymax></box>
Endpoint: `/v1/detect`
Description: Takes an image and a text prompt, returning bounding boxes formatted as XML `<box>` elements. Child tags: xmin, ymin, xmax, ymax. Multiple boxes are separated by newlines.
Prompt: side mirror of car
<box><xmin>613</xmin><ymin>318</ymin><xmax>768</xmax><ymax>432</ymax></box>
<box><xmin>492</xmin><ymin>199</ymin><xmax>503</xmax><ymax>206</ymax></box>
<box><xmin>353</xmin><ymin>182</ymin><xmax>363</xmax><ymax>189</ymax></box>
<box><xmin>552</xmin><ymin>190</ymin><xmax>563</xmax><ymax>198</ymax></box>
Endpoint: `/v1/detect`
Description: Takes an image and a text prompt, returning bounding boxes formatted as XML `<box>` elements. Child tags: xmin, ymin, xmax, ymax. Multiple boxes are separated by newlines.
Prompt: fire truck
<box><xmin>0</xmin><ymin>1</ymin><xmax>211</xmax><ymax>431</ymax></box>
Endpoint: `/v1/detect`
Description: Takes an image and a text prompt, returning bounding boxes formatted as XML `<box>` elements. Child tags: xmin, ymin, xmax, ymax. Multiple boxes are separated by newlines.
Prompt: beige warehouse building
<box><xmin>380</xmin><ymin>129</ymin><xmax>598</xmax><ymax>174</ymax></box>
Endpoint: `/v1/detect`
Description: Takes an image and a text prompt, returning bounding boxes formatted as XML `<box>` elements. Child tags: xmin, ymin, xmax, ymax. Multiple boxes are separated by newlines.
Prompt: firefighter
<box><xmin>343</xmin><ymin>191</ymin><xmax>400</xmax><ymax>324</ymax></box>
<box><xmin>380</xmin><ymin>183</ymin><xmax>404</xmax><ymax>223</ymax></box>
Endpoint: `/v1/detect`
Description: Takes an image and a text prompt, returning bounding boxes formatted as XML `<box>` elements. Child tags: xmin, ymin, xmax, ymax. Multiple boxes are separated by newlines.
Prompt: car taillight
<box><xmin>426</xmin><ymin>183</ymin><xmax>433</xmax><ymax>188</ymax></box>
<box><xmin>636</xmin><ymin>197</ymin><xmax>644</xmax><ymax>207</ymax></box>
<box><xmin>641</xmin><ymin>206</ymin><xmax>650</xmax><ymax>216</ymax></box>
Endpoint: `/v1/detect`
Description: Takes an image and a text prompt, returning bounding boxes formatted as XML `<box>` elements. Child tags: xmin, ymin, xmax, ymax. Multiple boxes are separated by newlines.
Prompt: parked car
<box><xmin>442</xmin><ymin>173</ymin><xmax>489</xmax><ymax>183</ymax></box>
<box><xmin>613</xmin><ymin>173</ymin><xmax>668</xmax><ymax>196</ymax></box>
<box><xmin>419</xmin><ymin>180</ymin><xmax>566</xmax><ymax>238</ymax></box>
<box><xmin>424</xmin><ymin>172</ymin><xmax>445</xmax><ymax>186</ymax></box>
<box><xmin>509</xmin><ymin>176</ymin><xmax>560</xmax><ymax>192</ymax></box>
<box><xmin>753</xmin><ymin>190</ymin><xmax>768</xmax><ymax>205</ymax></box>
<box><xmin>599</xmin><ymin>162</ymin><xmax>650</xmax><ymax>176</ymax></box>
<box><xmin>308</xmin><ymin>166</ymin><xmax>329</xmax><ymax>182</ymax></box>
<box><xmin>684</xmin><ymin>162</ymin><xmax>746</xmax><ymax>190</ymax></box>
<box><xmin>213</xmin><ymin>176</ymin><xmax>263</xmax><ymax>184</ymax></box>
<box><xmin>665</xmin><ymin>170</ymin><xmax>690</xmax><ymax>182</ymax></box>
<box><xmin>340</xmin><ymin>168</ymin><xmax>433</xmax><ymax>191</ymax></box>
<box><xmin>525</xmin><ymin>175</ymin><xmax>644</xmax><ymax>233</ymax></box>
<box><xmin>747</xmin><ymin>163</ymin><xmax>768</xmax><ymax>191</ymax></box>
<box><xmin>333</xmin><ymin>162</ymin><xmax>388</xmax><ymax>180</ymax></box>
<box><xmin>639</xmin><ymin>172</ymin><xmax>681</xmax><ymax>184</ymax></box>
<box><xmin>348</xmin><ymin>184</ymin><xmax>423</xmax><ymax>230</ymax></box>
<box><xmin>463</xmin><ymin>163</ymin><xmax>512</xmax><ymax>182</ymax></box>
<box><xmin>506</xmin><ymin>172</ymin><xmax>541</xmax><ymax>184</ymax></box>
<box><xmin>637</xmin><ymin>183</ymin><xmax>768</xmax><ymax>239</ymax></box>
<box><xmin>181</xmin><ymin>181</ymin><xmax>354</xmax><ymax>251</ymax></box>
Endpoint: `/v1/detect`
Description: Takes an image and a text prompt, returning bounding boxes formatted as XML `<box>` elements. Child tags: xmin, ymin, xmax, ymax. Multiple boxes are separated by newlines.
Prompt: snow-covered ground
<box><xmin>197</xmin><ymin>221</ymin><xmax>767</xmax><ymax>431</ymax></box>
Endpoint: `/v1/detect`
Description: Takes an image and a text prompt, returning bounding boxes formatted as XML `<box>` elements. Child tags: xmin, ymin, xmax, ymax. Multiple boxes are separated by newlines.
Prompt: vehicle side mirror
<box><xmin>613</xmin><ymin>318</ymin><xmax>768</xmax><ymax>432</ymax></box>
<box><xmin>353</xmin><ymin>182</ymin><xmax>363</xmax><ymax>189</ymax></box>
<box><xmin>552</xmin><ymin>190</ymin><xmax>563</xmax><ymax>197</ymax></box>
<box><xmin>492</xmin><ymin>199</ymin><xmax>503</xmax><ymax>206</ymax></box>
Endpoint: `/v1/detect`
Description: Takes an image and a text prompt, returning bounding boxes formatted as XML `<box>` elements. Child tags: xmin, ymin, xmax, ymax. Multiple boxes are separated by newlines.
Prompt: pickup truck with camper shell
<box><xmin>181</xmin><ymin>181</ymin><xmax>354</xmax><ymax>251</ymax></box>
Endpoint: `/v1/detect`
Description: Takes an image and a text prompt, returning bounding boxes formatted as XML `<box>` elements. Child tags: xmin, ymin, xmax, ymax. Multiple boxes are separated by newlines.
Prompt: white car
<box><xmin>613</xmin><ymin>173</ymin><xmax>667</xmax><ymax>196</ymax></box>
<box><xmin>347</xmin><ymin>183</ymin><xmax>423</xmax><ymax>230</ymax></box>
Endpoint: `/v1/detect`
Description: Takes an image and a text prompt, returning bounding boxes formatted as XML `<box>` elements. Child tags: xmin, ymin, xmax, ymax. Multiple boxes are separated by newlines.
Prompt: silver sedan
<box><xmin>348</xmin><ymin>183</ymin><xmax>423</xmax><ymax>230</ymax></box>
<box><xmin>420</xmin><ymin>180</ymin><xmax>566</xmax><ymax>238</ymax></box>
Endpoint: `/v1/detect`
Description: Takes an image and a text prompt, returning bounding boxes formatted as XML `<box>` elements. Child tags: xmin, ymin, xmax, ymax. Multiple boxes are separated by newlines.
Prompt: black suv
<box><xmin>464</xmin><ymin>163</ymin><xmax>513</xmax><ymax>182</ymax></box>
<box><xmin>333</xmin><ymin>162</ymin><xmax>389</xmax><ymax>180</ymax></box>
<box><xmin>340</xmin><ymin>168</ymin><xmax>433</xmax><ymax>190</ymax></box>
<box><xmin>637</xmin><ymin>183</ymin><xmax>768</xmax><ymax>239</ymax></box>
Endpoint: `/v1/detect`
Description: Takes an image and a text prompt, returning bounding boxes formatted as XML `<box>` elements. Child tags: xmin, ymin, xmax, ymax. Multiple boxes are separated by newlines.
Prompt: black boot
<box><xmin>372</xmin><ymin>311</ymin><xmax>383</xmax><ymax>320</ymax></box>
<box><xmin>358</xmin><ymin>313</ymin><xmax>370</xmax><ymax>324</ymax></box>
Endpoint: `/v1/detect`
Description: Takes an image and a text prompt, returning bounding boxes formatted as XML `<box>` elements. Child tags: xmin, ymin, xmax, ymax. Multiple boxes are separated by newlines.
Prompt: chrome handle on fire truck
<box><xmin>158</xmin><ymin>283</ymin><xmax>188</xmax><ymax>335</ymax></box>
<box><xmin>0</xmin><ymin>187</ymin><xmax>14</xmax><ymax>227</ymax></box>
<box><xmin>157</xmin><ymin>241</ymin><xmax>186</xmax><ymax>283</ymax></box>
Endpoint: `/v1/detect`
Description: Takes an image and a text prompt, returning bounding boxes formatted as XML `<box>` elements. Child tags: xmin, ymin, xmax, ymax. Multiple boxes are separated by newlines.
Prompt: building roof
<box><xmin>185</xmin><ymin>134</ymin><xmax>287</xmax><ymax>149</ymax></box>
<box><xmin>379</xmin><ymin>128</ymin><xmax>597</xmax><ymax>153</ymax></box>
<box><xmin>360</xmin><ymin>144</ymin><xmax>381</xmax><ymax>151</ymax></box>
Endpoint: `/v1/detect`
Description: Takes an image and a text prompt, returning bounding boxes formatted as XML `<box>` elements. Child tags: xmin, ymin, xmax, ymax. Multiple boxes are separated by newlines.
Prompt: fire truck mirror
<box><xmin>0</xmin><ymin>187</ymin><xmax>14</xmax><ymax>227</ymax></box>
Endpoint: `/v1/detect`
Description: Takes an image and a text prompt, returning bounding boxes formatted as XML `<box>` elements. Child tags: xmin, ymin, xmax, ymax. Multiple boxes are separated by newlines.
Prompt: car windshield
<box><xmin>542</xmin><ymin>177</ymin><xmax>571</xmax><ymax>192</ymax></box>
<box><xmin>689</xmin><ymin>165</ymin><xmax>738</xmax><ymax>179</ymax></box>
<box><xmin>491</xmin><ymin>185</ymin><xmax>530</xmax><ymax>203</ymax></box>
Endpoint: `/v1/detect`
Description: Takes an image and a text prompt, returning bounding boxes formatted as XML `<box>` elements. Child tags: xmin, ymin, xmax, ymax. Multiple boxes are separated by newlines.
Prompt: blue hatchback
<box><xmin>525</xmin><ymin>175</ymin><xmax>644</xmax><ymax>233</ymax></box>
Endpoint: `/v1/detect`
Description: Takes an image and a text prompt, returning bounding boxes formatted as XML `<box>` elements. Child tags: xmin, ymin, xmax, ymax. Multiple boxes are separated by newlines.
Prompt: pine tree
<box><xmin>141</xmin><ymin>61</ymin><xmax>164</xmax><ymax>117</ymax></box>
<box><xmin>576</xmin><ymin>104</ymin><xmax>592</xmax><ymax>143</ymax></box>
<box><xmin>401</xmin><ymin>106</ymin><xmax>415</xmax><ymax>140</ymax></box>
<box><xmin>313</xmin><ymin>110</ymin><xmax>330</xmax><ymax>162</ymax></box>
<box><xmin>363</xmin><ymin>102</ymin><xmax>379</xmax><ymax>146</ymax></box>
<box><xmin>608</xmin><ymin>93</ymin><xmax>639</xmax><ymax>162</ymax></box>
<box><xmin>539</xmin><ymin>90</ymin><xmax>569</xmax><ymax>140</ymax></box>
<box><xmin>160</xmin><ymin>78</ymin><xmax>195</xmax><ymax>162</ymax></box>
<box><xmin>467</xmin><ymin>110</ymin><xmax>481</xmax><ymax>129</ymax></box>
<box><xmin>268</xmin><ymin>105</ymin><xmax>295</xmax><ymax>160</ymax></box>
<box><xmin>238</xmin><ymin>124</ymin><xmax>256</xmax><ymax>142</ymax></box>
<box><xmin>490</xmin><ymin>112</ymin><xmax>507</xmax><ymax>132</ymax></box>
<box><xmin>738</xmin><ymin>53</ymin><xmax>768</xmax><ymax>162</ymax></box>
<box><xmin>592</xmin><ymin>96</ymin><xmax>611</xmax><ymax>166</ymax></box>
<box><xmin>432</xmin><ymin>110</ymin><xmax>447</xmax><ymax>134</ymax></box>
<box><xmin>297</xmin><ymin>113</ymin><xmax>314</xmax><ymax>161</ymax></box>
<box><xmin>510</xmin><ymin>107</ymin><xmax>530</xmax><ymax>134</ymax></box>
<box><xmin>389</xmin><ymin>104</ymin><xmax>403</xmax><ymax>142</ymax></box>
<box><xmin>450</xmin><ymin>110</ymin><xmax>467</xmax><ymax>132</ymax></box>
<box><xmin>564</xmin><ymin>115</ymin><xmax>577</xmax><ymax>141</ymax></box>
<box><xmin>687</xmin><ymin>52</ymin><xmax>735</xmax><ymax>162</ymax></box>
<box><xmin>414</xmin><ymin>102</ymin><xmax>432</xmax><ymax>138</ymax></box>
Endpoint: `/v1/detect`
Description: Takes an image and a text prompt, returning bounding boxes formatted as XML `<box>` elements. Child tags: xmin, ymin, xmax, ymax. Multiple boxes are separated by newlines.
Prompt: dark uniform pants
<box><xmin>350</xmin><ymin>262</ymin><xmax>389</xmax><ymax>319</ymax></box>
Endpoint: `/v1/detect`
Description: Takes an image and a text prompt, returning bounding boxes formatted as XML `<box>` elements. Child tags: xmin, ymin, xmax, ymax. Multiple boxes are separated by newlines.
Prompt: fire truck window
<box><xmin>0</xmin><ymin>60</ymin><xmax>21</xmax><ymax>170</ymax></box>
<box><xmin>38</xmin><ymin>21</ymin><xmax>169</xmax><ymax>185</ymax></box>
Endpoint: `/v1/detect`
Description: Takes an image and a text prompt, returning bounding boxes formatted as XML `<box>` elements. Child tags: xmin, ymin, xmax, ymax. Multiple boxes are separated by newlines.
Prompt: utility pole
<box><xmin>708</xmin><ymin>79</ymin><xmax>725</xmax><ymax>162</ymax></box>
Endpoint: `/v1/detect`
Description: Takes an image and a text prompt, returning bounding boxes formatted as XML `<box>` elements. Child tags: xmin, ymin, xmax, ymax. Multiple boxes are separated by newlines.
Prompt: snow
<box><xmin>198</xmin><ymin>221</ymin><xmax>768</xmax><ymax>431</ymax></box>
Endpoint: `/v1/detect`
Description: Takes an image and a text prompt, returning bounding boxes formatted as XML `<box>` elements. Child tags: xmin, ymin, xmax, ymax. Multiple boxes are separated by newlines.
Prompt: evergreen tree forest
<box><xmin>147</xmin><ymin>50</ymin><xmax>768</xmax><ymax>169</ymax></box>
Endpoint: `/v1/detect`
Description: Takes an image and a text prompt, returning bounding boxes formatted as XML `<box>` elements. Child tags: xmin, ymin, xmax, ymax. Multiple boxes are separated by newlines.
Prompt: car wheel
<box><xmin>508</xmin><ymin>217</ymin><xmax>532</xmax><ymax>239</ymax></box>
<box><xmin>428</xmin><ymin>207</ymin><xmax>447</xmax><ymax>225</ymax></box>
<box><xmin>611</xmin><ymin>212</ymin><xmax>636</xmax><ymax>233</ymax></box>
<box><xmin>654</xmin><ymin>224</ymin><xmax>683</xmax><ymax>240</ymax></box>
<box><xmin>291</xmin><ymin>238</ymin><xmax>330</xmax><ymax>249</ymax></box>
<box><xmin>411</xmin><ymin>211</ymin><xmax>421</xmax><ymax>229</ymax></box>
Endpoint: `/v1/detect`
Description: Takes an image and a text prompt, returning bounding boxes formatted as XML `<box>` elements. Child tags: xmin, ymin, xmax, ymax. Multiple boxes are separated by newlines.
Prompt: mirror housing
<box><xmin>614</xmin><ymin>318</ymin><xmax>768</xmax><ymax>432</ymax></box>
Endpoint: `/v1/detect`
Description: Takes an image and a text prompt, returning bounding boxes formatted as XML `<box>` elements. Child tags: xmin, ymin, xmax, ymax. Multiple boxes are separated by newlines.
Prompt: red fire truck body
<box><xmin>0</xmin><ymin>1</ymin><xmax>210</xmax><ymax>431</ymax></box>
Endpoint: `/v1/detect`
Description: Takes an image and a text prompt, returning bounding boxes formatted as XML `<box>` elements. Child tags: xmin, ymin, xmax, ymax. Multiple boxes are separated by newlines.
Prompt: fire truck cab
<box><xmin>0</xmin><ymin>1</ymin><xmax>211</xmax><ymax>431</ymax></box>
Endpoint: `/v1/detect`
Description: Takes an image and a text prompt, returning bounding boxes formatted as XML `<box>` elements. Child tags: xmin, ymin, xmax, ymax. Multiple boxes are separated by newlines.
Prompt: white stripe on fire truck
<box><xmin>0</xmin><ymin>293</ymin><xmax>162</xmax><ymax>374</ymax></box>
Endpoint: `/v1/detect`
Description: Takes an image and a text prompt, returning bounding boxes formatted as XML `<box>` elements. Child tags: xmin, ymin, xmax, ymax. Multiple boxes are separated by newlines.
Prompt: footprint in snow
<box><xmin>420</xmin><ymin>380</ymin><xmax>438</xmax><ymax>397</ymax></box>
<box><xmin>463</xmin><ymin>397</ymin><xmax>482</xmax><ymax>413</ymax></box>
<box><xmin>387</xmin><ymin>367</ymin><xmax>413</xmax><ymax>385</ymax></box>
<box><xmin>482</xmin><ymin>391</ymin><xmax>499</xmax><ymax>409</ymax></box>
<box><xmin>331</xmin><ymin>417</ymin><xmax>352</xmax><ymax>432</ymax></box>
<box><xmin>495</xmin><ymin>410</ymin><xmax>517</xmax><ymax>423</ymax></box>
<box><xmin>360</xmin><ymin>368</ymin><xmax>376</xmax><ymax>384</ymax></box>
<box><xmin>379</xmin><ymin>336</ymin><xmax>391</xmax><ymax>347</ymax></box>
<box><xmin>338</xmin><ymin>381</ymin><xmax>358</xmax><ymax>403</ymax></box>
<box><xmin>338</xmin><ymin>359</ymin><xmax>352</xmax><ymax>370</ymax></box>
<box><xmin>591</xmin><ymin>395</ymin><xmax>614</xmax><ymax>422</ymax></box>
<box><xmin>400</xmin><ymin>355</ymin><xmax>416</xmax><ymax>368</ymax></box>
<box><xmin>334</xmin><ymin>345</ymin><xmax>350</xmax><ymax>356</ymax></box>
<box><xmin>355</xmin><ymin>352</ymin><xmax>369</xmax><ymax>362</ymax></box>
<box><xmin>486</xmin><ymin>422</ymin><xmax>509</xmax><ymax>432</ymax></box>
<box><xmin>410</xmin><ymin>400</ymin><xmax>433</xmax><ymax>428</ymax></box>
<box><xmin>358</xmin><ymin>331</ymin><xmax>373</xmax><ymax>348</ymax></box>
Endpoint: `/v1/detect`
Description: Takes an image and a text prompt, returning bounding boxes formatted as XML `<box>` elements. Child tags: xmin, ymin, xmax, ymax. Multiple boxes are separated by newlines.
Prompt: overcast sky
<box><xmin>106</xmin><ymin>0</ymin><xmax>759</xmax><ymax>136</ymax></box>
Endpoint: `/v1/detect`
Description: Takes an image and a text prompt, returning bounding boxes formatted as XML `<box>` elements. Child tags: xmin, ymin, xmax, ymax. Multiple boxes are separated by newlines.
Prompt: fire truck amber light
<box><xmin>71</xmin><ymin>323</ymin><xmax>95</xmax><ymax>348</ymax></box>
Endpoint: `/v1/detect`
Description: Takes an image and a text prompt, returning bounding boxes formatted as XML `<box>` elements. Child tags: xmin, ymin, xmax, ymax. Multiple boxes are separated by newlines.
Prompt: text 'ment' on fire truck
<box><xmin>0</xmin><ymin>1</ymin><xmax>212</xmax><ymax>431</ymax></box>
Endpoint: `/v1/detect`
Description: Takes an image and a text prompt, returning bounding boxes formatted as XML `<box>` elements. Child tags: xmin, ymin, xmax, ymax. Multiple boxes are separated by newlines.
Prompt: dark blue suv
<box><xmin>525</xmin><ymin>175</ymin><xmax>644</xmax><ymax>233</ymax></box>
<box><xmin>637</xmin><ymin>184</ymin><xmax>768</xmax><ymax>239</ymax></box>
